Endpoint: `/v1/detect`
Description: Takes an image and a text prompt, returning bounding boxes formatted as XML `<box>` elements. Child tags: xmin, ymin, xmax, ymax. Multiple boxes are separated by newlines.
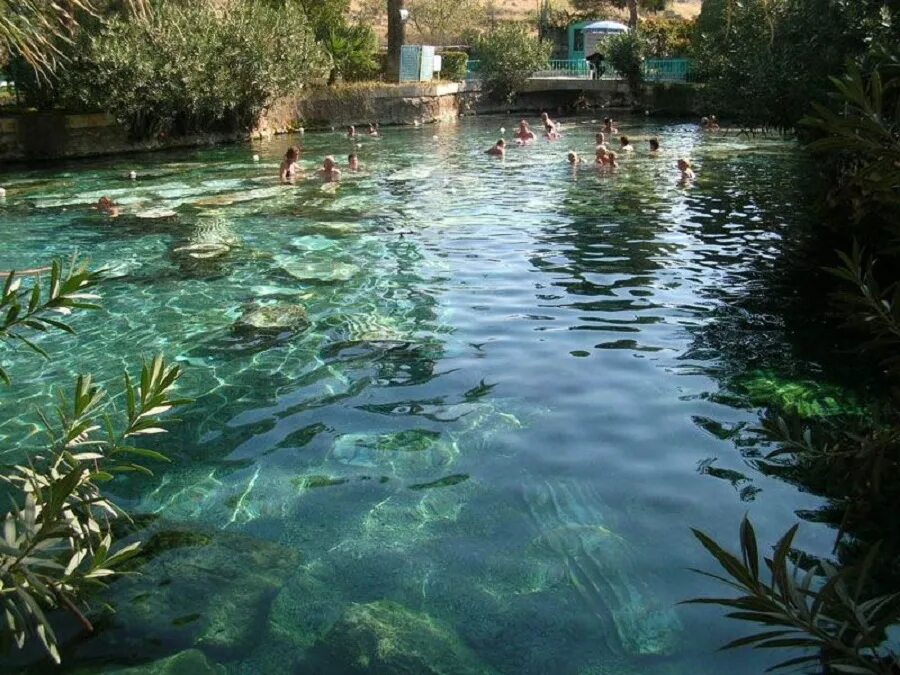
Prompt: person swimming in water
<box><xmin>348</xmin><ymin>153</ymin><xmax>362</xmax><ymax>172</ymax></box>
<box><xmin>567</xmin><ymin>151</ymin><xmax>584</xmax><ymax>164</ymax></box>
<box><xmin>347</xmin><ymin>125</ymin><xmax>357</xmax><ymax>138</ymax></box>
<box><xmin>541</xmin><ymin>112</ymin><xmax>560</xmax><ymax>138</ymax></box>
<box><xmin>708</xmin><ymin>115</ymin><xmax>720</xmax><ymax>131</ymax></box>
<box><xmin>649</xmin><ymin>137</ymin><xmax>660</xmax><ymax>153</ymax></box>
<box><xmin>603</xmin><ymin>117</ymin><xmax>618</xmax><ymax>135</ymax></box>
<box><xmin>319</xmin><ymin>155</ymin><xmax>342</xmax><ymax>182</ymax></box>
<box><xmin>595</xmin><ymin>145</ymin><xmax>609</xmax><ymax>165</ymax></box>
<box><xmin>595</xmin><ymin>132</ymin><xmax>607</xmax><ymax>149</ymax></box>
<box><xmin>279</xmin><ymin>145</ymin><xmax>301</xmax><ymax>184</ymax></box>
<box><xmin>96</xmin><ymin>196</ymin><xmax>119</xmax><ymax>217</ymax></box>
<box><xmin>486</xmin><ymin>138</ymin><xmax>506</xmax><ymax>158</ymax></box>
<box><xmin>677</xmin><ymin>158</ymin><xmax>695</xmax><ymax>183</ymax></box>
<box><xmin>515</xmin><ymin>120</ymin><xmax>536</xmax><ymax>144</ymax></box>
<box><xmin>619</xmin><ymin>136</ymin><xmax>634</xmax><ymax>153</ymax></box>
<box><xmin>368</xmin><ymin>123</ymin><xmax>379</xmax><ymax>136</ymax></box>
<box><xmin>606</xmin><ymin>150</ymin><xmax>619</xmax><ymax>168</ymax></box>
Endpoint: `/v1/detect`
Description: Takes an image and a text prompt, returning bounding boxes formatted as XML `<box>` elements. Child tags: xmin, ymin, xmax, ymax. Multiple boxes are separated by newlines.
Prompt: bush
<box><xmin>440</xmin><ymin>51</ymin><xmax>468</xmax><ymax>81</ymax></box>
<box><xmin>606</xmin><ymin>31</ymin><xmax>646</xmax><ymax>94</ymax></box>
<box><xmin>472</xmin><ymin>25</ymin><xmax>552</xmax><ymax>101</ymax></box>
<box><xmin>639</xmin><ymin>16</ymin><xmax>694</xmax><ymax>58</ymax></box>
<box><xmin>37</xmin><ymin>0</ymin><xmax>327</xmax><ymax>139</ymax></box>
<box><xmin>324</xmin><ymin>23</ymin><xmax>379</xmax><ymax>84</ymax></box>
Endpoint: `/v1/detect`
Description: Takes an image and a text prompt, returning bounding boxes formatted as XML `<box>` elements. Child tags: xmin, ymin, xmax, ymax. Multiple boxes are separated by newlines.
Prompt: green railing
<box><xmin>466</xmin><ymin>57</ymin><xmax>693</xmax><ymax>82</ymax></box>
<box><xmin>643</xmin><ymin>58</ymin><xmax>692</xmax><ymax>82</ymax></box>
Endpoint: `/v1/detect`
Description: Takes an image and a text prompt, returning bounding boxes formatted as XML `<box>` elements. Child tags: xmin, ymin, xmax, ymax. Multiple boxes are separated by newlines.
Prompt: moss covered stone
<box><xmin>307</xmin><ymin>600</ymin><xmax>494</xmax><ymax>675</ymax></box>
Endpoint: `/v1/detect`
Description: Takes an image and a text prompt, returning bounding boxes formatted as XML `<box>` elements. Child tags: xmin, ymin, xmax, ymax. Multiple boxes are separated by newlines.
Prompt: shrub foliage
<box><xmin>473</xmin><ymin>24</ymin><xmax>552</xmax><ymax>101</ymax></box>
<box><xmin>440</xmin><ymin>51</ymin><xmax>469</xmax><ymax>81</ymax></box>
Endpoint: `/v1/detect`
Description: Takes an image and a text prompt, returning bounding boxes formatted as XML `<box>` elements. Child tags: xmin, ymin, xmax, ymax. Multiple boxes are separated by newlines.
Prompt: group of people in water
<box><xmin>486</xmin><ymin>113</ymin><xmax>697</xmax><ymax>183</ymax></box>
<box><xmin>86</xmin><ymin>112</ymin><xmax>708</xmax><ymax>216</ymax></box>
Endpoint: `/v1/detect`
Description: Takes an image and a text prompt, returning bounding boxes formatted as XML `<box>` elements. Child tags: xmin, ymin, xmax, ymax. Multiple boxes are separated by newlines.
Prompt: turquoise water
<box><xmin>0</xmin><ymin>118</ymin><xmax>838</xmax><ymax>674</ymax></box>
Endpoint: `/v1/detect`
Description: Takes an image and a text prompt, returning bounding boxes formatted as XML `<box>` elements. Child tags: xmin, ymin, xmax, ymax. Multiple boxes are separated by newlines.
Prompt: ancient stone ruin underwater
<box><xmin>0</xmin><ymin>117</ymin><xmax>857</xmax><ymax>673</ymax></box>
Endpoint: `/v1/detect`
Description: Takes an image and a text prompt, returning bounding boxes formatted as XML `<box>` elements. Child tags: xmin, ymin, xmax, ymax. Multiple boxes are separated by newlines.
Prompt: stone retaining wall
<box><xmin>0</xmin><ymin>80</ymin><xmax>698</xmax><ymax>162</ymax></box>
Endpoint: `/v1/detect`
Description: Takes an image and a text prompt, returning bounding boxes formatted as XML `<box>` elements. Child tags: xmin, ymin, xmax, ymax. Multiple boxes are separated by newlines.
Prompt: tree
<box><xmin>407</xmin><ymin>0</ymin><xmax>485</xmax><ymax>45</ymax></box>
<box><xmin>473</xmin><ymin>23</ymin><xmax>552</xmax><ymax>101</ymax></box>
<box><xmin>570</xmin><ymin>0</ymin><xmax>667</xmax><ymax>27</ymax></box>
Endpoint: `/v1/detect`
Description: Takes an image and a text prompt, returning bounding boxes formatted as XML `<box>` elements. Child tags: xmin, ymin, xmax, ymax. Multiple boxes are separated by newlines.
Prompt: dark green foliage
<box><xmin>606</xmin><ymin>30</ymin><xmax>646</xmax><ymax>93</ymax></box>
<box><xmin>472</xmin><ymin>24</ymin><xmax>553</xmax><ymax>101</ymax></box>
<box><xmin>440</xmin><ymin>51</ymin><xmax>469</xmax><ymax>81</ymax></box>
<box><xmin>687</xmin><ymin>517</ymin><xmax>900</xmax><ymax>674</ymax></box>
<box><xmin>323</xmin><ymin>23</ymin><xmax>379</xmax><ymax>84</ymax></box>
<box><xmin>23</xmin><ymin>1</ymin><xmax>326</xmax><ymax>139</ymax></box>
<box><xmin>693</xmin><ymin>0</ymin><xmax>899</xmax><ymax>129</ymax></box>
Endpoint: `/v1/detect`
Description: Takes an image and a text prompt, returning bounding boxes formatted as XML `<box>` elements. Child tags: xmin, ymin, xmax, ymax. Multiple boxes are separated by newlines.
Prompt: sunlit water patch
<box><xmin>0</xmin><ymin>117</ymin><xmax>837</xmax><ymax>674</ymax></box>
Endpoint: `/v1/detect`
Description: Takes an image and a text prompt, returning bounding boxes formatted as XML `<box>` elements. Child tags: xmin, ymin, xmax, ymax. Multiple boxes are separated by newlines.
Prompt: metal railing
<box><xmin>643</xmin><ymin>58</ymin><xmax>692</xmax><ymax>82</ymax></box>
<box><xmin>466</xmin><ymin>58</ymin><xmax>693</xmax><ymax>83</ymax></box>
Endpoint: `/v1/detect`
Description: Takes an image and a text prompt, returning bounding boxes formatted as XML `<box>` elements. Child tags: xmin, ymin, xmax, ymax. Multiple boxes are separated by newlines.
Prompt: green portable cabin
<box><xmin>568</xmin><ymin>20</ymin><xmax>629</xmax><ymax>61</ymax></box>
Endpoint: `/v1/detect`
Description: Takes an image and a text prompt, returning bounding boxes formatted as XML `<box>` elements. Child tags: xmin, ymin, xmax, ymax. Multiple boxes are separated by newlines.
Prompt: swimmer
<box><xmin>319</xmin><ymin>155</ymin><xmax>342</xmax><ymax>182</ymax></box>
<box><xmin>603</xmin><ymin>117</ymin><xmax>618</xmax><ymax>134</ymax></box>
<box><xmin>279</xmin><ymin>145</ymin><xmax>301</xmax><ymax>184</ymax></box>
<box><xmin>700</xmin><ymin>116</ymin><xmax>710</xmax><ymax>130</ymax></box>
<box><xmin>619</xmin><ymin>136</ymin><xmax>634</xmax><ymax>153</ymax></box>
<box><xmin>649</xmin><ymin>137</ymin><xmax>660</xmax><ymax>153</ymax></box>
<box><xmin>595</xmin><ymin>132</ymin><xmax>606</xmax><ymax>149</ymax></box>
<box><xmin>515</xmin><ymin>120</ymin><xmax>536</xmax><ymax>144</ymax></box>
<box><xmin>96</xmin><ymin>196</ymin><xmax>119</xmax><ymax>217</ymax></box>
<box><xmin>368</xmin><ymin>123</ymin><xmax>379</xmax><ymax>136</ymax></box>
<box><xmin>347</xmin><ymin>125</ymin><xmax>357</xmax><ymax>138</ymax></box>
<box><xmin>566</xmin><ymin>151</ymin><xmax>584</xmax><ymax>164</ymax></box>
<box><xmin>541</xmin><ymin>112</ymin><xmax>559</xmax><ymax>136</ymax></box>
<box><xmin>709</xmin><ymin>115</ymin><xmax>720</xmax><ymax>131</ymax></box>
<box><xmin>486</xmin><ymin>138</ymin><xmax>506</xmax><ymax>158</ymax></box>
<box><xmin>348</xmin><ymin>153</ymin><xmax>362</xmax><ymax>172</ymax></box>
<box><xmin>595</xmin><ymin>145</ymin><xmax>609</xmax><ymax>165</ymax></box>
<box><xmin>677</xmin><ymin>158</ymin><xmax>695</xmax><ymax>182</ymax></box>
<box><xmin>607</xmin><ymin>150</ymin><xmax>619</xmax><ymax>168</ymax></box>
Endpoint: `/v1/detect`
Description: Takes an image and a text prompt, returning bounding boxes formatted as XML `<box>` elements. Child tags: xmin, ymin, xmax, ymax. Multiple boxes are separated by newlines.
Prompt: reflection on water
<box><xmin>0</xmin><ymin>118</ymin><xmax>834</xmax><ymax>674</ymax></box>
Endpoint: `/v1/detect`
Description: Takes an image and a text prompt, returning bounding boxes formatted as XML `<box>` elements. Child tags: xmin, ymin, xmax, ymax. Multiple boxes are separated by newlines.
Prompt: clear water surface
<box><xmin>0</xmin><ymin>117</ymin><xmax>838</xmax><ymax>674</ymax></box>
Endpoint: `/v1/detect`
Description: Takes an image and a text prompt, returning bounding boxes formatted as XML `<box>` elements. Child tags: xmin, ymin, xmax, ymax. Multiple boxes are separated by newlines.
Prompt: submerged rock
<box><xmin>275</xmin><ymin>254</ymin><xmax>359</xmax><ymax>282</ymax></box>
<box><xmin>234</xmin><ymin>303</ymin><xmax>310</xmax><ymax>333</ymax></box>
<box><xmin>736</xmin><ymin>369</ymin><xmax>867</xmax><ymax>418</ymax></box>
<box><xmin>90</xmin><ymin>649</ymin><xmax>225</xmax><ymax>675</ymax></box>
<box><xmin>307</xmin><ymin>601</ymin><xmax>493</xmax><ymax>675</ymax></box>
<box><xmin>331</xmin><ymin>429</ymin><xmax>455</xmax><ymax>472</ymax></box>
<box><xmin>173</xmin><ymin>216</ymin><xmax>241</xmax><ymax>260</ymax></box>
<box><xmin>522</xmin><ymin>480</ymin><xmax>683</xmax><ymax>657</ymax></box>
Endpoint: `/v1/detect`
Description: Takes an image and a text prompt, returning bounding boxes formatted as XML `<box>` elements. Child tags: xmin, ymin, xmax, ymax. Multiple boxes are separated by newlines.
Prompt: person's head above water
<box><xmin>567</xmin><ymin>151</ymin><xmax>579</xmax><ymax>164</ymax></box>
<box><xmin>324</xmin><ymin>155</ymin><xmax>337</xmax><ymax>170</ymax></box>
<box><xmin>620</xmin><ymin>135</ymin><xmax>630</xmax><ymax>146</ymax></box>
<box><xmin>496</xmin><ymin>139</ymin><xmax>506</xmax><ymax>147</ymax></box>
<box><xmin>348</xmin><ymin>125</ymin><xmax>356</xmax><ymax>135</ymax></box>
<box><xmin>285</xmin><ymin>145</ymin><xmax>300</xmax><ymax>161</ymax></box>
<box><xmin>649</xmin><ymin>137</ymin><xmax>660</xmax><ymax>151</ymax></box>
<box><xmin>677</xmin><ymin>157</ymin><xmax>692</xmax><ymax>172</ymax></box>
<box><xmin>97</xmin><ymin>196</ymin><xmax>114</xmax><ymax>209</ymax></box>
<box><xmin>519</xmin><ymin>120</ymin><xmax>529</xmax><ymax>129</ymax></box>
<box><xmin>348</xmin><ymin>153</ymin><xmax>359</xmax><ymax>168</ymax></box>
<box><xmin>700</xmin><ymin>117</ymin><xmax>710</xmax><ymax>127</ymax></box>
<box><xmin>595</xmin><ymin>132</ymin><xmax>606</xmax><ymax>145</ymax></box>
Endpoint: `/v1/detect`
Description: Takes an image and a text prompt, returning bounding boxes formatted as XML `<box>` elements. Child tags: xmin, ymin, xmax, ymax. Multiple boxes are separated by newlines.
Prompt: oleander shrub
<box><xmin>30</xmin><ymin>0</ymin><xmax>327</xmax><ymax>139</ymax></box>
<box><xmin>472</xmin><ymin>24</ymin><xmax>552</xmax><ymax>101</ymax></box>
<box><xmin>440</xmin><ymin>51</ymin><xmax>468</xmax><ymax>81</ymax></box>
<box><xmin>606</xmin><ymin>31</ymin><xmax>647</xmax><ymax>94</ymax></box>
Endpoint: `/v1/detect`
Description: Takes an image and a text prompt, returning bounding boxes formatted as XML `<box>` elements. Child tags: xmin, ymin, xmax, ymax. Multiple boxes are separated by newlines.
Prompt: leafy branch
<box><xmin>0</xmin><ymin>259</ymin><xmax>190</xmax><ymax>664</ymax></box>
<box><xmin>0</xmin><ymin>259</ymin><xmax>104</xmax><ymax>385</ymax></box>
<box><xmin>685</xmin><ymin>517</ymin><xmax>900</xmax><ymax>674</ymax></box>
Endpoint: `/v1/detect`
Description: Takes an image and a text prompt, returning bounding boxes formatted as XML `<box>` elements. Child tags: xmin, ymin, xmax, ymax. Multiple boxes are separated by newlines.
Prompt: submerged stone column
<box><xmin>387</xmin><ymin>0</ymin><xmax>407</xmax><ymax>82</ymax></box>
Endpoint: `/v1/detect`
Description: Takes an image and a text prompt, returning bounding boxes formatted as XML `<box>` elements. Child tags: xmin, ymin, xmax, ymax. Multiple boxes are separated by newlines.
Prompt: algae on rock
<box><xmin>306</xmin><ymin>600</ymin><xmax>494</xmax><ymax>675</ymax></box>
